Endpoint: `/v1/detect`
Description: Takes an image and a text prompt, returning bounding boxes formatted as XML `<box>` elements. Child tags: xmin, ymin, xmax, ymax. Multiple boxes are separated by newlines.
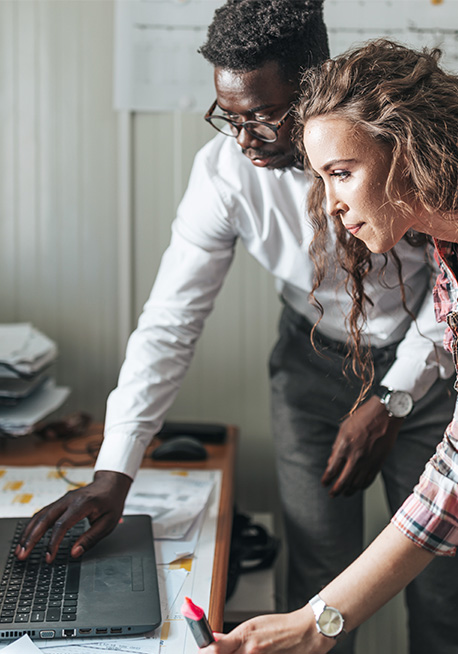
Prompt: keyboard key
<box><xmin>17</xmin><ymin>604</ymin><xmax>32</xmax><ymax>612</ymax></box>
<box><xmin>65</xmin><ymin>564</ymin><xmax>81</xmax><ymax>593</ymax></box>
<box><xmin>64</xmin><ymin>593</ymin><xmax>78</xmax><ymax>600</ymax></box>
<box><xmin>63</xmin><ymin>605</ymin><xmax>77</xmax><ymax>613</ymax></box>
<box><xmin>46</xmin><ymin>608</ymin><xmax>61</xmax><ymax>621</ymax></box>
<box><xmin>31</xmin><ymin>611</ymin><xmax>45</xmax><ymax>622</ymax></box>
<box><xmin>62</xmin><ymin>613</ymin><xmax>77</xmax><ymax>621</ymax></box>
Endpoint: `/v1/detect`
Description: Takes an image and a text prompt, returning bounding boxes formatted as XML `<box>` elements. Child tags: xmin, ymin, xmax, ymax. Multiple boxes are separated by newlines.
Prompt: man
<box><xmin>16</xmin><ymin>2</ymin><xmax>458</xmax><ymax>652</ymax></box>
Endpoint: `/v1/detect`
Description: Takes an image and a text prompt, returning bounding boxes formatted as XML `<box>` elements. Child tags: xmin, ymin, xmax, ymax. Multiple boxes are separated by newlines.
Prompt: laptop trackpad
<box><xmin>94</xmin><ymin>556</ymin><xmax>144</xmax><ymax>591</ymax></box>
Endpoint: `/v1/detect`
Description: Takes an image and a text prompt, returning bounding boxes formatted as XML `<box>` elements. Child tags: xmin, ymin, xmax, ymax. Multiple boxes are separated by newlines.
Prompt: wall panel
<box><xmin>0</xmin><ymin>0</ymin><xmax>119</xmax><ymax>418</ymax></box>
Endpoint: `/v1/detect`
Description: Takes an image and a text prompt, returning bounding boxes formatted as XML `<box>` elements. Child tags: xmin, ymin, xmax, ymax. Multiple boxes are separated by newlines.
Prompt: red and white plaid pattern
<box><xmin>392</xmin><ymin>239</ymin><xmax>458</xmax><ymax>555</ymax></box>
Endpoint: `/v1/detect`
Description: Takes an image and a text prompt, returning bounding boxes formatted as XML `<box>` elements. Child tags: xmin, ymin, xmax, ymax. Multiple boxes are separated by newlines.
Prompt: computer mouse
<box><xmin>151</xmin><ymin>435</ymin><xmax>208</xmax><ymax>461</ymax></box>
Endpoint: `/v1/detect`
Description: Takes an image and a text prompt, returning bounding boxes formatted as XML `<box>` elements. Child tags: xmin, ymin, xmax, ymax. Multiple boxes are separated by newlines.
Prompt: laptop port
<box><xmin>79</xmin><ymin>628</ymin><xmax>92</xmax><ymax>634</ymax></box>
<box><xmin>39</xmin><ymin>630</ymin><xmax>56</xmax><ymax>638</ymax></box>
<box><xmin>110</xmin><ymin>628</ymin><xmax>122</xmax><ymax>634</ymax></box>
<box><xmin>63</xmin><ymin>629</ymin><xmax>76</xmax><ymax>637</ymax></box>
<box><xmin>96</xmin><ymin>628</ymin><xmax>108</xmax><ymax>634</ymax></box>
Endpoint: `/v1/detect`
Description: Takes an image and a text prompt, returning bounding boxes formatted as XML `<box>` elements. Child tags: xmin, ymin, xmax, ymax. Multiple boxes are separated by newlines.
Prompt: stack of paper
<box><xmin>0</xmin><ymin>324</ymin><xmax>70</xmax><ymax>436</ymax></box>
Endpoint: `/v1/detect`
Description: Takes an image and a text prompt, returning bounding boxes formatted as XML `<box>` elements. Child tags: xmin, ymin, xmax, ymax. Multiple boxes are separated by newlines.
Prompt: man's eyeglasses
<box><xmin>204</xmin><ymin>100</ymin><xmax>293</xmax><ymax>143</ymax></box>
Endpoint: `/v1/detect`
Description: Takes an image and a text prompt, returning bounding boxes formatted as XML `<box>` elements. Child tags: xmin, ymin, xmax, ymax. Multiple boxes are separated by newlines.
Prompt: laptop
<box><xmin>0</xmin><ymin>514</ymin><xmax>161</xmax><ymax>641</ymax></box>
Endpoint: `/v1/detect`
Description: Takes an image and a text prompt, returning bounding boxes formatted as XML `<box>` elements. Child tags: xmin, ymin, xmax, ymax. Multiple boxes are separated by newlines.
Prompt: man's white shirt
<box><xmin>95</xmin><ymin>135</ymin><xmax>453</xmax><ymax>479</ymax></box>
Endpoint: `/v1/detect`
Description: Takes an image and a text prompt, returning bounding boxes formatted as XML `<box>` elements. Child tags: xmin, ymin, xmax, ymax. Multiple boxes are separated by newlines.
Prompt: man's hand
<box><xmin>202</xmin><ymin>606</ymin><xmax>335</xmax><ymax>654</ymax></box>
<box><xmin>15</xmin><ymin>470</ymin><xmax>132</xmax><ymax>563</ymax></box>
<box><xmin>321</xmin><ymin>396</ymin><xmax>403</xmax><ymax>497</ymax></box>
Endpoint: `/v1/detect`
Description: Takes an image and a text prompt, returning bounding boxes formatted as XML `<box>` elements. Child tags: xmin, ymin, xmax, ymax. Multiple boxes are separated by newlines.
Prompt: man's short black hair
<box><xmin>199</xmin><ymin>0</ymin><xmax>329</xmax><ymax>84</ymax></box>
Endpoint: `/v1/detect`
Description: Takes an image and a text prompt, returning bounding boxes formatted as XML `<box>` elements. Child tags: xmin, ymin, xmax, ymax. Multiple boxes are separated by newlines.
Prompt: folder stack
<box><xmin>0</xmin><ymin>323</ymin><xmax>70</xmax><ymax>437</ymax></box>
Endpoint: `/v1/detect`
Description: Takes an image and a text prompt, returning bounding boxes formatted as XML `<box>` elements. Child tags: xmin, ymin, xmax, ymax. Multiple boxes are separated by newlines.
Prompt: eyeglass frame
<box><xmin>204</xmin><ymin>99</ymin><xmax>294</xmax><ymax>143</ymax></box>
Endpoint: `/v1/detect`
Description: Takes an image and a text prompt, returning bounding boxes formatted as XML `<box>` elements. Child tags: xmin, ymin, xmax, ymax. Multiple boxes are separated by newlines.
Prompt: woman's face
<box><xmin>303</xmin><ymin>115</ymin><xmax>416</xmax><ymax>254</ymax></box>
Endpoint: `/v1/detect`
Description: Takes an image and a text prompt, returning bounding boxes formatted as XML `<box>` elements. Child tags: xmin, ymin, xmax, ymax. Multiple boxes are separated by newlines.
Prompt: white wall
<box><xmin>0</xmin><ymin>0</ymin><xmax>119</xmax><ymax>416</ymax></box>
<box><xmin>8</xmin><ymin>1</ymin><xmax>456</xmax><ymax>650</ymax></box>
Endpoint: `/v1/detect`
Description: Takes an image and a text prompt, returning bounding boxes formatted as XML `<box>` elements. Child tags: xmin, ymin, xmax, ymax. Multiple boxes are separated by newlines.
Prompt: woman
<box><xmin>204</xmin><ymin>39</ymin><xmax>458</xmax><ymax>654</ymax></box>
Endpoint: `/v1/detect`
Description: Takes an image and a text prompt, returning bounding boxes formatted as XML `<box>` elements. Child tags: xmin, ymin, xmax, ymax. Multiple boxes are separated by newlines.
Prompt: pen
<box><xmin>181</xmin><ymin>596</ymin><xmax>215</xmax><ymax>648</ymax></box>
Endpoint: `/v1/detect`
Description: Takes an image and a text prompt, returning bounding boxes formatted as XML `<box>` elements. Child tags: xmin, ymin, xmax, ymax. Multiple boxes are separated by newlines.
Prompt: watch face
<box><xmin>318</xmin><ymin>607</ymin><xmax>344</xmax><ymax>637</ymax></box>
<box><xmin>386</xmin><ymin>391</ymin><xmax>413</xmax><ymax>418</ymax></box>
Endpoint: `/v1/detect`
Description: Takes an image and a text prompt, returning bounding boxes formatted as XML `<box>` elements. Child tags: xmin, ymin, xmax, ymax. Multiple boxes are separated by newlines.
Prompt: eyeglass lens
<box><xmin>207</xmin><ymin>116</ymin><xmax>277</xmax><ymax>142</ymax></box>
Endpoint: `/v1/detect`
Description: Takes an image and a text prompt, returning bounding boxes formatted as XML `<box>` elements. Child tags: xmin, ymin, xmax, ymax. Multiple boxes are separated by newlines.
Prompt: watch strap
<box><xmin>309</xmin><ymin>594</ymin><xmax>326</xmax><ymax>620</ymax></box>
<box><xmin>374</xmin><ymin>384</ymin><xmax>390</xmax><ymax>401</ymax></box>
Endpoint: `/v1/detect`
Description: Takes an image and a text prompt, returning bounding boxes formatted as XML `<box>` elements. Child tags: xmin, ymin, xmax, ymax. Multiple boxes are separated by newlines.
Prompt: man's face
<box><xmin>214</xmin><ymin>61</ymin><xmax>299</xmax><ymax>170</ymax></box>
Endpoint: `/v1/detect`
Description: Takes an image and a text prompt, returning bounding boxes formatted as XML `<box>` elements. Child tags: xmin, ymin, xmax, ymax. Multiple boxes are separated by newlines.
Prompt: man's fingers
<box><xmin>15</xmin><ymin>501</ymin><xmax>69</xmax><ymax>559</ymax></box>
<box><xmin>69</xmin><ymin>515</ymin><xmax>120</xmax><ymax>558</ymax></box>
<box><xmin>328</xmin><ymin>460</ymin><xmax>357</xmax><ymax>497</ymax></box>
<box><xmin>44</xmin><ymin>508</ymin><xmax>94</xmax><ymax>562</ymax></box>
<box><xmin>321</xmin><ymin>454</ymin><xmax>345</xmax><ymax>486</ymax></box>
<box><xmin>340</xmin><ymin>466</ymin><xmax>378</xmax><ymax>496</ymax></box>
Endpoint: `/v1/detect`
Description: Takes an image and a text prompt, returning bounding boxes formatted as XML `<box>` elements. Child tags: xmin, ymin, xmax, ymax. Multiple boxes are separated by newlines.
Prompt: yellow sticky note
<box><xmin>47</xmin><ymin>470</ymin><xmax>64</xmax><ymax>479</ymax></box>
<box><xmin>0</xmin><ymin>470</ymin><xmax>6</xmax><ymax>478</ymax></box>
<box><xmin>169</xmin><ymin>557</ymin><xmax>193</xmax><ymax>572</ymax></box>
<box><xmin>160</xmin><ymin>621</ymin><xmax>171</xmax><ymax>640</ymax></box>
<box><xmin>13</xmin><ymin>493</ymin><xmax>33</xmax><ymax>504</ymax></box>
<box><xmin>4</xmin><ymin>481</ymin><xmax>23</xmax><ymax>491</ymax></box>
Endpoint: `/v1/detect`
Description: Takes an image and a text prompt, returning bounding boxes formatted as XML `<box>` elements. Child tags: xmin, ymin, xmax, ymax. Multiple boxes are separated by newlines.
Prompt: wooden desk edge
<box><xmin>208</xmin><ymin>425</ymin><xmax>237</xmax><ymax>631</ymax></box>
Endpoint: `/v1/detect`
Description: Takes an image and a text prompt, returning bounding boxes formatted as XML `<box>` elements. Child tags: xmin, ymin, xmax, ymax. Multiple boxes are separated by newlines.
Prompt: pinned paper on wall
<box><xmin>114</xmin><ymin>0</ymin><xmax>223</xmax><ymax>112</ymax></box>
<box><xmin>324</xmin><ymin>0</ymin><xmax>458</xmax><ymax>73</ymax></box>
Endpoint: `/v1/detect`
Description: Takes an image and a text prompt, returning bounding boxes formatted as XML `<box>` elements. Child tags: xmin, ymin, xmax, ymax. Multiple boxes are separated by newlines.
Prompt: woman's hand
<box><xmin>203</xmin><ymin>606</ymin><xmax>336</xmax><ymax>654</ymax></box>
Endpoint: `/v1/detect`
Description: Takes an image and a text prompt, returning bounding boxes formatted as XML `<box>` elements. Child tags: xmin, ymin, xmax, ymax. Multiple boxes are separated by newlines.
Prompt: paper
<box><xmin>0</xmin><ymin>380</ymin><xmax>70</xmax><ymax>436</ymax></box>
<box><xmin>124</xmin><ymin>470</ymin><xmax>215</xmax><ymax>539</ymax></box>
<box><xmin>0</xmin><ymin>635</ymin><xmax>41</xmax><ymax>652</ymax></box>
<box><xmin>38</xmin><ymin>637</ymin><xmax>159</xmax><ymax>653</ymax></box>
<box><xmin>154</xmin><ymin>504</ymin><xmax>206</xmax><ymax>564</ymax></box>
<box><xmin>114</xmin><ymin>0</ymin><xmax>222</xmax><ymax>112</ymax></box>
<box><xmin>0</xmin><ymin>324</ymin><xmax>58</xmax><ymax>376</ymax></box>
<box><xmin>0</xmin><ymin>371</ymin><xmax>50</xmax><ymax>403</ymax></box>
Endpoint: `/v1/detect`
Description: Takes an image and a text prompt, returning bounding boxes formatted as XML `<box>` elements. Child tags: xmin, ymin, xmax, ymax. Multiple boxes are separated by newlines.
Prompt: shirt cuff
<box><xmin>94</xmin><ymin>431</ymin><xmax>150</xmax><ymax>480</ymax></box>
<box><xmin>391</xmin><ymin>494</ymin><xmax>458</xmax><ymax>556</ymax></box>
<box><xmin>380</xmin><ymin>354</ymin><xmax>453</xmax><ymax>403</ymax></box>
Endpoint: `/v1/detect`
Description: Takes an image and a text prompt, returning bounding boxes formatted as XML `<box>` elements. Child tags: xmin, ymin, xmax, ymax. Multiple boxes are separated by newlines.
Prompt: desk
<box><xmin>0</xmin><ymin>423</ymin><xmax>237</xmax><ymax>632</ymax></box>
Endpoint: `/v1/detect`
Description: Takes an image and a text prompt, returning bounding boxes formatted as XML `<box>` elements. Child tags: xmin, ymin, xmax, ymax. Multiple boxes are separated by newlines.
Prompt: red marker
<box><xmin>181</xmin><ymin>596</ymin><xmax>215</xmax><ymax>648</ymax></box>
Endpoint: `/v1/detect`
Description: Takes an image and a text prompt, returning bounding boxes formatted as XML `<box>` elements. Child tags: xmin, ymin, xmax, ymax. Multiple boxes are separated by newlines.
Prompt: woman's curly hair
<box><xmin>296</xmin><ymin>39</ymin><xmax>458</xmax><ymax>408</ymax></box>
<box><xmin>199</xmin><ymin>0</ymin><xmax>329</xmax><ymax>83</ymax></box>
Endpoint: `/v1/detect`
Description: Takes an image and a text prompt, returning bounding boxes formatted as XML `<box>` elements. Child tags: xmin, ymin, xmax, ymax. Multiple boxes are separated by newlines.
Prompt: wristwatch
<box><xmin>309</xmin><ymin>594</ymin><xmax>346</xmax><ymax>640</ymax></box>
<box><xmin>374</xmin><ymin>384</ymin><xmax>414</xmax><ymax>418</ymax></box>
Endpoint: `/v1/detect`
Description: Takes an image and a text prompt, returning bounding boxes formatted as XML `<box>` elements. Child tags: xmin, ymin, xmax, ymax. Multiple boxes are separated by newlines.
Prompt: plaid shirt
<box><xmin>392</xmin><ymin>239</ymin><xmax>458</xmax><ymax>555</ymax></box>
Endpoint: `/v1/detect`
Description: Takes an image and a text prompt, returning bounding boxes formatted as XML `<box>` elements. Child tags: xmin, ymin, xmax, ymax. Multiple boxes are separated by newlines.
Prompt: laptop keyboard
<box><xmin>0</xmin><ymin>521</ymin><xmax>83</xmax><ymax>625</ymax></box>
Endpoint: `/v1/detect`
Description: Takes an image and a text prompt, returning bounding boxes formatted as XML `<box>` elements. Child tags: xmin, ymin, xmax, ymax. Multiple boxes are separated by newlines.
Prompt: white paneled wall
<box><xmin>0</xmin><ymin>0</ymin><xmax>119</xmax><ymax>417</ymax></box>
<box><xmin>1</xmin><ymin>2</ymin><xmax>412</xmax><ymax>651</ymax></box>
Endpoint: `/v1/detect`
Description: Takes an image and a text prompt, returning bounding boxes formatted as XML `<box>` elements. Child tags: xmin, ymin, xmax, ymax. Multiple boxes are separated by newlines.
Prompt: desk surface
<box><xmin>0</xmin><ymin>423</ymin><xmax>237</xmax><ymax>631</ymax></box>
